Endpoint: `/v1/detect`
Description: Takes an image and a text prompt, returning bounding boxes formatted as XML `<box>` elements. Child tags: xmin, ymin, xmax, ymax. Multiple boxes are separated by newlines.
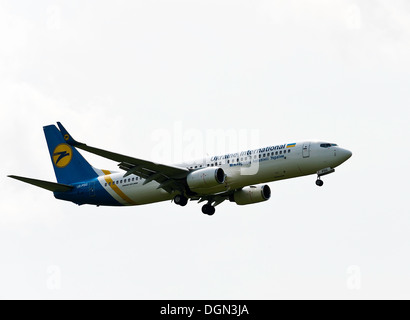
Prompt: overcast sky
<box><xmin>1</xmin><ymin>0</ymin><xmax>410</xmax><ymax>299</ymax></box>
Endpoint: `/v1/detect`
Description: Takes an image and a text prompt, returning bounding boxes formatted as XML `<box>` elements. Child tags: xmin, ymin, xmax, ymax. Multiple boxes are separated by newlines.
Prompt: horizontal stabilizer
<box><xmin>8</xmin><ymin>175</ymin><xmax>74</xmax><ymax>192</ymax></box>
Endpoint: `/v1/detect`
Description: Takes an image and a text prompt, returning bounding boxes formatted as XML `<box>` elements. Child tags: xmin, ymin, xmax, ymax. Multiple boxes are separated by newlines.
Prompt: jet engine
<box><xmin>230</xmin><ymin>184</ymin><xmax>271</xmax><ymax>205</ymax></box>
<box><xmin>187</xmin><ymin>167</ymin><xmax>226</xmax><ymax>191</ymax></box>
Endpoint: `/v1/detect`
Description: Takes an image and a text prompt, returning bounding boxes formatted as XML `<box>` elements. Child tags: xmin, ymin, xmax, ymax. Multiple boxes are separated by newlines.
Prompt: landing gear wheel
<box><xmin>202</xmin><ymin>204</ymin><xmax>216</xmax><ymax>216</ymax></box>
<box><xmin>174</xmin><ymin>195</ymin><xmax>188</xmax><ymax>206</ymax></box>
<box><xmin>316</xmin><ymin>179</ymin><xmax>324</xmax><ymax>187</ymax></box>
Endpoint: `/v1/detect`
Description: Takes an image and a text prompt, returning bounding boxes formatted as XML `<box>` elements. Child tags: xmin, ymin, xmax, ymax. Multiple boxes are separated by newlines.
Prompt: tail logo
<box><xmin>53</xmin><ymin>144</ymin><xmax>73</xmax><ymax>168</ymax></box>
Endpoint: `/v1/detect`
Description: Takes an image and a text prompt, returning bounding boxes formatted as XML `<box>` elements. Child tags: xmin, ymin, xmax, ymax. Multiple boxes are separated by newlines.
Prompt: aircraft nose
<box><xmin>339</xmin><ymin>148</ymin><xmax>352</xmax><ymax>162</ymax></box>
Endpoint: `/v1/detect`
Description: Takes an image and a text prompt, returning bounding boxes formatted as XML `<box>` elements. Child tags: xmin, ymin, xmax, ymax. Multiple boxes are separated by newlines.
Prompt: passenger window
<box><xmin>263</xmin><ymin>154</ymin><xmax>266</xmax><ymax>157</ymax></box>
<box><xmin>227</xmin><ymin>160</ymin><xmax>230</xmax><ymax>164</ymax></box>
<box><xmin>288</xmin><ymin>150</ymin><xmax>290</xmax><ymax>153</ymax></box>
<box><xmin>211</xmin><ymin>164</ymin><xmax>214</xmax><ymax>166</ymax></box>
<box><xmin>279</xmin><ymin>151</ymin><xmax>282</xmax><ymax>154</ymax></box>
<box><xmin>215</xmin><ymin>163</ymin><xmax>218</xmax><ymax>166</ymax></box>
<box><xmin>267</xmin><ymin>153</ymin><xmax>270</xmax><ymax>156</ymax></box>
<box><xmin>259</xmin><ymin>154</ymin><xmax>261</xmax><ymax>158</ymax></box>
<box><xmin>105</xmin><ymin>183</ymin><xmax>107</xmax><ymax>187</ymax></box>
<box><xmin>109</xmin><ymin>182</ymin><xmax>111</xmax><ymax>186</ymax></box>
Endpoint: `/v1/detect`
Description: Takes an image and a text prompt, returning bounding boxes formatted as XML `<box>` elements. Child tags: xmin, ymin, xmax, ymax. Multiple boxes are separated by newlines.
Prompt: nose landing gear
<box><xmin>316</xmin><ymin>167</ymin><xmax>335</xmax><ymax>187</ymax></box>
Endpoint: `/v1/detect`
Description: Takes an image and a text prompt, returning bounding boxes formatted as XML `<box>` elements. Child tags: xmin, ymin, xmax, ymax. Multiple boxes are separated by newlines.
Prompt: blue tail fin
<box><xmin>44</xmin><ymin>125</ymin><xmax>98</xmax><ymax>184</ymax></box>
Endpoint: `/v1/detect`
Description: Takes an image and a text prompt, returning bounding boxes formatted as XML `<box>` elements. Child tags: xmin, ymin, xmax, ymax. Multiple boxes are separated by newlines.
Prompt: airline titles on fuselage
<box><xmin>210</xmin><ymin>143</ymin><xmax>287</xmax><ymax>162</ymax></box>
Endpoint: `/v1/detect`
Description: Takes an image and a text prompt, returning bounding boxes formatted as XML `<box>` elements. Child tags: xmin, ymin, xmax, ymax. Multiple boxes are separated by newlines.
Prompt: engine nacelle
<box><xmin>230</xmin><ymin>184</ymin><xmax>271</xmax><ymax>205</ymax></box>
<box><xmin>187</xmin><ymin>167</ymin><xmax>226</xmax><ymax>191</ymax></box>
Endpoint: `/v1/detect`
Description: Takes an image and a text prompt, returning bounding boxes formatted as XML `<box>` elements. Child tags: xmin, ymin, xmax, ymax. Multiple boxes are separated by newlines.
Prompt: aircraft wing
<box><xmin>57</xmin><ymin>122</ymin><xmax>189</xmax><ymax>193</ymax></box>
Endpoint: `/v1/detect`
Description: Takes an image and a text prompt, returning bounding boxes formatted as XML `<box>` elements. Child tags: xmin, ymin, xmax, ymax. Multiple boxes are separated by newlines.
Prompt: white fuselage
<box><xmin>90</xmin><ymin>142</ymin><xmax>352</xmax><ymax>206</ymax></box>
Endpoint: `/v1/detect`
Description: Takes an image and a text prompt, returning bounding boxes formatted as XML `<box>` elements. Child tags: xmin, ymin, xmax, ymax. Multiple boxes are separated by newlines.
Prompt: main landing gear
<box><xmin>316</xmin><ymin>167</ymin><xmax>335</xmax><ymax>187</ymax></box>
<box><xmin>174</xmin><ymin>194</ymin><xmax>188</xmax><ymax>206</ymax></box>
<box><xmin>173</xmin><ymin>195</ymin><xmax>216</xmax><ymax>215</ymax></box>
<box><xmin>202</xmin><ymin>204</ymin><xmax>216</xmax><ymax>216</ymax></box>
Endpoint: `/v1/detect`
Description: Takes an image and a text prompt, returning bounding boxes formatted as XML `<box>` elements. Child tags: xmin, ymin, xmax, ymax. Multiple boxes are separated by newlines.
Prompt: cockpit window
<box><xmin>320</xmin><ymin>143</ymin><xmax>338</xmax><ymax>148</ymax></box>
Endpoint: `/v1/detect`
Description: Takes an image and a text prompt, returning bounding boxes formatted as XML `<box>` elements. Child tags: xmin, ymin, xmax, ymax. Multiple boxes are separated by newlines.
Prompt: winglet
<box><xmin>57</xmin><ymin>122</ymin><xmax>83</xmax><ymax>146</ymax></box>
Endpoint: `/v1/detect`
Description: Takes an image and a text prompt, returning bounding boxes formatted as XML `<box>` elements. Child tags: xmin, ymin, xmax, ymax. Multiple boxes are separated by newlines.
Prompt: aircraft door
<box><xmin>302</xmin><ymin>142</ymin><xmax>310</xmax><ymax>158</ymax></box>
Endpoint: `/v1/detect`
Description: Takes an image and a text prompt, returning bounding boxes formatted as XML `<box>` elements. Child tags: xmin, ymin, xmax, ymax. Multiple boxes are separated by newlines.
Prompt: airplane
<box><xmin>8</xmin><ymin>122</ymin><xmax>352</xmax><ymax>215</ymax></box>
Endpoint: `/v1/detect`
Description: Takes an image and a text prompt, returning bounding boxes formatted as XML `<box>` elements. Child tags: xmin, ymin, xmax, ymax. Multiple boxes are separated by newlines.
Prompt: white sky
<box><xmin>1</xmin><ymin>0</ymin><xmax>410</xmax><ymax>299</ymax></box>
